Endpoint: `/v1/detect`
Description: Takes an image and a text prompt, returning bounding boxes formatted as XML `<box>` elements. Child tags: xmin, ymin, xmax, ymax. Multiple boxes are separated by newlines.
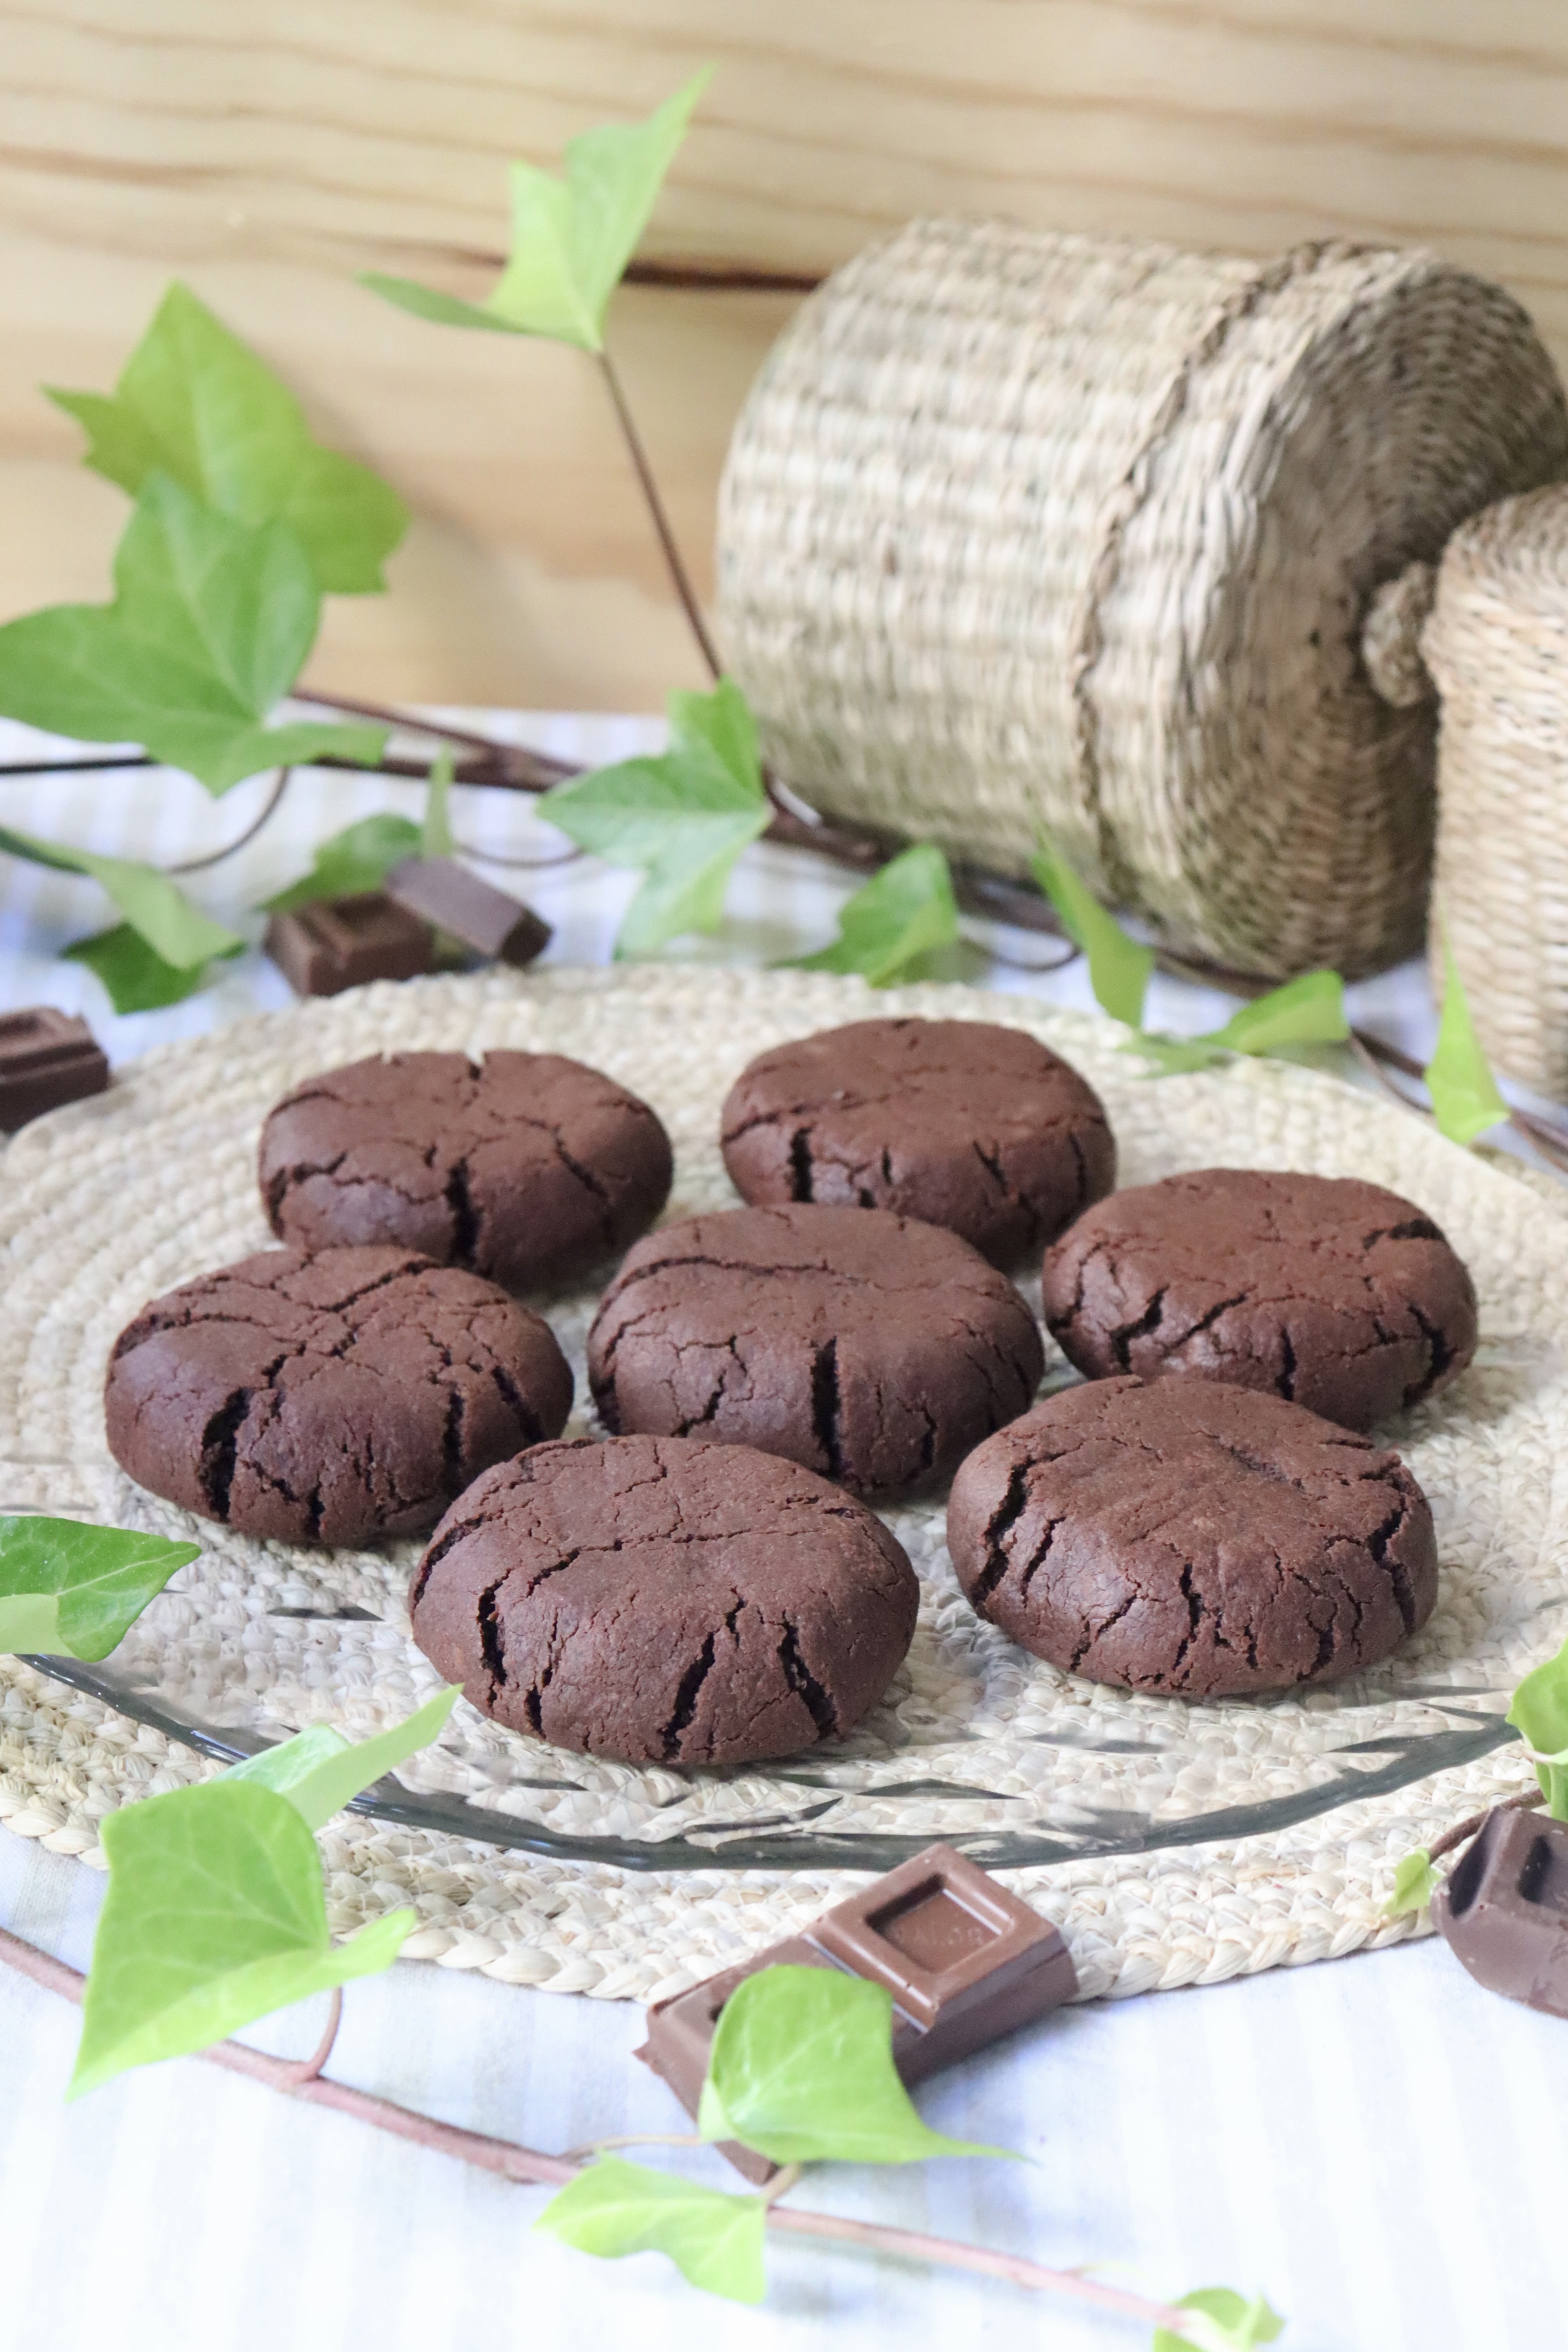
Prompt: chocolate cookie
<box><xmin>258</xmin><ymin>1050</ymin><xmax>673</xmax><ymax>1293</ymax></box>
<box><xmin>720</xmin><ymin>1017</ymin><xmax>1115</xmax><ymax>1266</ymax></box>
<box><xmin>587</xmin><ymin>1203</ymin><xmax>1044</xmax><ymax>1496</ymax></box>
<box><xmin>409</xmin><ymin>1434</ymin><xmax>920</xmax><ymax>1764</ymax></box>
<box><xmin>948</xmin><ymin>1376</ymin><xmax>1438</xmax><ymax>1697</ymax></box>
<box><xmin>1041</xmin><ymin>1168</ymin><xmax>1478</xmax><ymax>1431</ymax></box>
<box><xmin>105</xmin><ymin>1245</ymin><xmax>573</xmax><ymax>1545</ymax></box>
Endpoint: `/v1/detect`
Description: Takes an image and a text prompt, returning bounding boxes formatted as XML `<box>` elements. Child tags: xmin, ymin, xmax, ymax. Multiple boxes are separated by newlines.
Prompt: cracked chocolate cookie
<box><xmin>948</xmin><ymin>1376</ymin><xmax>1438</xmax><ymax>1697</ymax></box>
<box><xmin>258</xmin><ymin>1050</ymin><xmax>673</xmax><ymax>1293</ymax></box>
<box><xmin>720</xmin><ymin>1017</ymin><xmax>1115</xmax><ymax>1266</ymax></box>
<box><xmin>105</xmin><ymin>1244</ymin><xmax>573</xmax><ymax>1545</ymax></box>
<box><xmin>409</xmin><ymin>1433</ymin><xmax>920</xmax><ymax>1764</ymax></box>
<box><xmin>587</xmin><ymin>1202</ymin><xmax>1045</xmax><ymax>1497</ymax></box>
<box><xmin>1041</xmin><ymin>1168</ymin><xmax>1478</xmax><ymax>1431</ymax></box>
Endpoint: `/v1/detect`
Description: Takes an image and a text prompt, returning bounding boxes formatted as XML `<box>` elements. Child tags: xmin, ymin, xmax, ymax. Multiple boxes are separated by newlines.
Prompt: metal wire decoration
<box><xmin>717</xmin><ymin>220</ymin><xmax>1568</xmax><ymax>982</ymax></box>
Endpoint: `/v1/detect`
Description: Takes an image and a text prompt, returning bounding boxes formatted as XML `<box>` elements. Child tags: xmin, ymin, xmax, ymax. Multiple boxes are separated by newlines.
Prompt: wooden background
<box><xmin>5</xmin><ymin>0</ymin><xmax>1568</xmax><ymax>710</ymax></box>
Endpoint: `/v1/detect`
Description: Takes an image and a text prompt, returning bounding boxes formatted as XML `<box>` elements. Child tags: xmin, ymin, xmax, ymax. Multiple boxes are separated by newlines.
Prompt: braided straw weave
<box><xmin>2</xmin><ymin>965</ymin><xmax>1564</xmax><ymax>2004</ymax></box>
<box><xmin>717</xmin><ymin>220</ymin><xmax>1568</xmax><ymax>981</ymax></box>
<box><xmin>1420</xmin><ymin>486</ymin><xmax>1568</xmax><ymax>1097</ymax></box>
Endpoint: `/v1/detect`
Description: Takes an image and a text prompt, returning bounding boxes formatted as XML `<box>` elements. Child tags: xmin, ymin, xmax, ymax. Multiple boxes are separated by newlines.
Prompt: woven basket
<box><xmin>716</xmin><ymin>220</ymin><xmax>1568</xmax><ymax>980</ymax></box>
<box><xmin>1412</xmin><ymin>486</ymin><xmax>1568</xmax><ymax>1096</ymax></box>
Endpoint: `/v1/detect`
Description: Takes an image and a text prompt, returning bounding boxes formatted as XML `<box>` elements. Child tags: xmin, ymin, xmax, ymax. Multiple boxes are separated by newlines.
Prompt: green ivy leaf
<box><xmin>62</xmin><ymin>923</ymin><xmax>231</xmax><ymax>1013</ymax></box>
<box><xmin>791</xmin><ymin>842</ymin><xmax>959</xmax><ymax>986</ymax></box>
<box><xmin>697</xmin><ymin>1965</ymin><xmax>1007</xmax><ymax>2167</ymax></box>
<box><xmin>1508</xmin><ymin>1633</ymin><xmax>1568</xmax><ymax>1820</ymax></box>
<box><xmin>1131</xmin><ymin>972</ymin><xmax>1348</xmax><ymax>1076</ymax></box>
<box><xmin>1029</xmin><ymin>838</ymin><xmax>1152</xmax><ymax>1026</ymax></box>
<box><xmin>534</xmin><ymin>2158</ymin><xmax>766</xmax><ymax>2303</ymax></box>
<box><xmin>422</xmin><ymin>746</ymin><xmax>456</xmax><ymax>858</ymax></box>
<box><xmin>1426</xmin><ymin>929</ymin><xmax>1508</xmax><ymax>1146</ymax></box>
<box><xmin>0</xmin><ymin>1517</ymin><xmax>200</xmax><ymax>1661</ymax></box>
<box><xmin>0</xmin><ymin>474</ymin><xmax>386</xmax><ymax>795</ymax></box>
<box><xmin>363</xmin><ymin>72</ymin><xmax>710</xmax><ymax>354</ymax></box>
<box><xmin>47</xmin><ymin>282</ymin><xmax>408</xmax><ymax>593</ymax></box>
<box><xmin>70</xmin><ymin>1779</ymin><xmax>412</xmax><ymax>2096</ymax></box>
<box><xmin>1383</xmin><ymin>1848</ymin><xmax>1440</xmax><ymax>1919</ymax></box>
<box><xmin>0</xmin><ymin>821</ymin><xmax>243</xmax><ymax>973</ymax></box>
<box><xmin>261</xmin><ymin>813</ymin><xmax>424</xmax><ymax>913</ymax></box>
<box><xmin>542</xmin><ymin>677</ymin><xmax>768</xmax><ymax>955</ymax></box>
<box><xmin>1152</xmin><ymin>2286</ymin><xmax>1285</xmax><ymax>2352</ymax></box>
<box><xmin>223</xmin><ymin>1687</ymin><xmax>458</xmax><ymax>1831</ymax></box>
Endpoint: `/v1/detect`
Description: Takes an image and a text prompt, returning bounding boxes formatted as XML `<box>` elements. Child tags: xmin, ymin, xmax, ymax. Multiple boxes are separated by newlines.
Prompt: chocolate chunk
<box><xmin>384</xmin><ymin>856</ymin><xmax>551</xmax><ymax>967</ymax></box>
<box><xmin>1041</xmin><ymin>1168</ymin><xmax>1478</xmax><ymax>1432</ymax></box>
<box><xmin>0</xmin><ymin>1007</ymin><xmax>108</xmax><ymax>1131</ymax></box>
<box><xmin>263</xmin><ymin>895</ymin><xmax>436</xmax><ymax>998</ymax></box>
<box><xmin>409</xmin><ymin>1433</ymin><xmax>919</xmax><ymax>1765</ymax></box>
<box><xmin>948</xmin><ymin>1375</ymin><xmax>1438</xmax><ymax>1696</ymax></box>
<box><xmin>637</xmin><ymin>1843</ymin><xmax>1077</xmax><ymax>2180</ymax></box>
<box><xmin>1434</xmin><ymin>1804</ymin><xmax>1568</xmax><ymax>2015</ymax></box>
<box><xmin>587</xmin><ymin>1203</ymin><xmax>1045</xmax><ymax>1497</ymax></box>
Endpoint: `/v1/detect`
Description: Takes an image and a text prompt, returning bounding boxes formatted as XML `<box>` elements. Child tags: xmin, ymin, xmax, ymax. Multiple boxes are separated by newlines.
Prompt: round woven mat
<box><xmin>1</xmin><ymin>965</ymin><xmax>1561</xmax><ymax>2005</ymax></box>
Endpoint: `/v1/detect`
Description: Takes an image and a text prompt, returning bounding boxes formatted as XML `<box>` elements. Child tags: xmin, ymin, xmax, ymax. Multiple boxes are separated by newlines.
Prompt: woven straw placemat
<box><xmin>1</xmin><ymin>964</ymin><xmax>1561</xmax><ymax>2005</ymax></box>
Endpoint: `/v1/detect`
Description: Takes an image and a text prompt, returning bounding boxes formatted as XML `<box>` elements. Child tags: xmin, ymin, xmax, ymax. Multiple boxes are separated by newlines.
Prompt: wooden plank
<box><xmin>4</xmin><ymin>0</ymin><xmax>1566</xmax><ymax>707</ymax></box>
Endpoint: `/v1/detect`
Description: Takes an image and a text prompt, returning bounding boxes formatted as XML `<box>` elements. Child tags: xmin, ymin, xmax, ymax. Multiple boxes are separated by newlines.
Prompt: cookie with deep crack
<box><xmin>720</xmin><ymin>1017</ymin><xmax>1115</xmax><ymax>1266</ymax></box>
<box><xmin>258</xmin><ymin>1050</ymin><xmax>673</xmax><ymax>1293</ymax></box>
<box><xmin>409</xmin><ymin>1434</ymin><xmax>920</xmax><ymax>1764</ymax></box>
<box><xmin>1041</xmin><ymin>1168</ymin><xmax>1478</xmax><ymax>1431</ymax></box>
<box><xmin>586</xmin><ymin>1202</ymin><xmax>1045</xmax><ymax>1496</ymax></box>
<box><xmin>105</xmin><ymin>1244</ymin><xmax>573</xmax><ymax>1544</ymax></box>
<box><xmin>947</xmin><ymin>1376</ymin><xmax>1437</xmax><ymax>1696</ymax></box>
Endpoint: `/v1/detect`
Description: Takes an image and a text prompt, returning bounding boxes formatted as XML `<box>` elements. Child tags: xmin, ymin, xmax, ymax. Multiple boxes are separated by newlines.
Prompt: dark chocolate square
<box><xmin>264</xmin><ymin>896</ymin><xmax>436</xmax><ymax>998</ymax></box>
<box><xmin>811</xmin><ymin>1841</ymin><xmax>1066</xmax><ymax>2034</ymax></box>
<box><xmin>636</xmin><ymin>1844</ymin><xmax>1077</xmax><ymax>2176</ymax></box>
<box><xmin>384</xmin><ymin>855</ymin><xmax>551</xmax><ymax>968</ymax></box>
<box><xmin>0</xmin><ymin>1007</ymin><xmax>109</xmax><ymax>1131</ymax></box>
<box><xmin>1435</xmin><ymin>1804</ymin><xmax>1568</xmax><ymax>2015</ymax></box>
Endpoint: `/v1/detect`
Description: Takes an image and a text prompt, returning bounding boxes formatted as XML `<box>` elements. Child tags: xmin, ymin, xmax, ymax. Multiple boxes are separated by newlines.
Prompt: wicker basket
<box><xmin>1416</xmin><ymin>487</ymin><xmax>1568</xmax><ymax>1095</ymax></box>
<box><xmin>716</xmin><ymin>220</ymin><xmax>1568</xmax><ymax>980</ymax></box>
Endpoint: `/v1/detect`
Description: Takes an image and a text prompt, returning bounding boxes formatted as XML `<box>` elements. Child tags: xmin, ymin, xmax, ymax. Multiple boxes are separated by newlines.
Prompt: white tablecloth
<box><xmin>2</xmin><ymin>717</ymin><xmax>1562</xmax><ymax>2352</ymax></box>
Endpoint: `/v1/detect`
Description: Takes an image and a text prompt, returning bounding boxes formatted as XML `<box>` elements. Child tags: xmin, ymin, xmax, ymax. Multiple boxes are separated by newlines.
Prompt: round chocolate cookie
<box><xmin>409</xmin><ymin>1434</ymin><xmax>920</xmax><ymax>1765</ymax></box>
<box><xmin>258</xmin><ymin>1050</ymin><xmax>673</xmax><ymax>1293</ymax></box>
<box><xmin>720</xmin><ymin>1017</ymin><xmax>1115</xmax><ymax>1265</ymax></box>
<box><xmin>587</xmin><ymin>1203</ymin><xmax>1044</xmax><ymax>1496</ymax></box>
<box><xmin>1041</xmin><ymin>1168</ymin><xmax>1478</xmax><ymax>1431</ymax></box>
<box><xmin>105</xmin><ymin>1245</ymin><xmax>573</xmax><ymax>1545</ymax></box>
<box><xmin>948</xmin><ymin>1376</ymin><xmax>1438</xmax><ymax>1697</ymax></box>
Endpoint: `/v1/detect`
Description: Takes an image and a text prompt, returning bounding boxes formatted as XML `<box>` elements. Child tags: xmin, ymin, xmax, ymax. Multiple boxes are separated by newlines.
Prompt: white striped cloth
<box><xmin>2</xmin><ymin>714</ymin><xmax>1562</xmax><ymax>2352</ymax></box>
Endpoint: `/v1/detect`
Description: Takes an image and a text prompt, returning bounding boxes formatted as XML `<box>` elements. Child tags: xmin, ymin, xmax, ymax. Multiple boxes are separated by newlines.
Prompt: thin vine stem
<box><xmin>0</xmin><ymin>1919</ymin><xmax>1198</xmax><ymax>2337</ymax></box>
<box><xmin>596</xmin><ymin>347</ymin><xmax>723</xmax><ymax>682</ymax></box>
<box><xmin>1426</xmin><ymin>1786</ymin><xmax>1544</xmax><ymax>1867</ymax></box>
<box><xmin>166</xmin><ymin>769</ymin><xmax>292</xmax><ymax>874</ymax></box>
<box><xmin>281</xmin><ymin>1985</ymin><xmax>342</xmax><ymax>2086</ymax></box>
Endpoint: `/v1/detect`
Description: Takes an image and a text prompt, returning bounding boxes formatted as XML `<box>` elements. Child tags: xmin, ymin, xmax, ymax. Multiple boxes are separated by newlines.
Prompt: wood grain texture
<box><xmin>4</xmin><ymin>0</ymin><xmax>1566</xmax><ymax>707</ymax></box>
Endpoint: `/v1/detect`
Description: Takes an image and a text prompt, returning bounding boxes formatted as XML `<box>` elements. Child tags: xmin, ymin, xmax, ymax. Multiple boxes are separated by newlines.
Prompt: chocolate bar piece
<box><xmin>264</xmin><ymin>895</ymin><xmax>436</xmax><ymax>998</ymax></box>
<box><xmin>385</xmin><ymin>856</ymin><xmax>551</xmax><ymax>968</ymax></box>
<box><xmin>1434</xmin><ymin>1804</ymin><xmax>1568</xmax><ymax>2016</ymax></box>
<box><xmin>637</xmin><ymin>1843</ymin><xmax>1077</xmax><ymax>2180</ymax></box>
<box><xmin>0</xmin><ymin>1007</ymin><xmax>109</xmax><ymax>1131</ymax></box>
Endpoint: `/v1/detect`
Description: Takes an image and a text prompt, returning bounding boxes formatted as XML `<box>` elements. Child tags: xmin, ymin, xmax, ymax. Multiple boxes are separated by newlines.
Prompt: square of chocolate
<box><xmin>0</xmin><ymin>1007</ymin><xmax>109</xmax><ymax>1131</ymax></box>
<box><xmin>264</xmin><ymin>895</ymin><xmax>436</xmax><ymax>998</ymax></box>
<box><xmin>1435</xmin><ymin>1804</ymin><xmax>1568</xmax><ymax>2016</ymax></box>
<box><xmin>809</xmin><ymin>1843</ymin><xmax>1079</xmax><ymax>2076</ymax></box>
<box><xmin>384</xmin><ymin>855</ymin><xmax>551</xmax><ymax>968</ymax></box>
<box><xmin>638</xmin><ymin>1937</ymin><xmax>857</xmax><ymax>2184</ymax></box>
<box><xmin>636</xmin><ymin>1844</ymin><xmax>1077</xmax><ymax>2176</ymax></box>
